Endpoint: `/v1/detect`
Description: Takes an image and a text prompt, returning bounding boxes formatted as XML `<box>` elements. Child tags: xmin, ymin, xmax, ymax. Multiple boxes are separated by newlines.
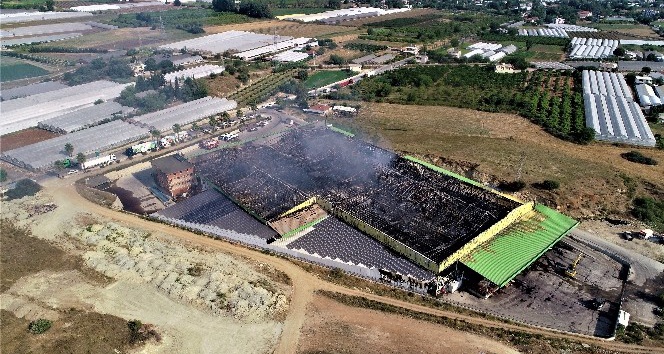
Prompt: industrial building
<box><xmin>152</xmin><ymin>155</ymin><xmax>195</xmax><ymax>198</ymax></box>
<box><xmin>582</xmin><ymin>70</ymin><xmax>656</xmax><ymax>147</ymax></box>
<box><xmin>192</xmin><ymin>126</ymin><xmax>577</xmax><ymax>289</ymax></box>
<box><xmin>0</xmin><ymin>80</ymin><xmax>132</xmax><ymax>135</ymax></box>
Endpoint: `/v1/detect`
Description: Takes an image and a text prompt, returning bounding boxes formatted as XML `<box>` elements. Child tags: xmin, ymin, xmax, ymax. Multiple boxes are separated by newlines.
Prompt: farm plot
<box><xmin>0</xmin><ymin>60</ymin><xmax>49</xmax><ymax>82</ymax></box>
<box><xmin>304</xmin><ymin>70</ymin><xmax>353</xmax><ymax>89</ymax></box>
<box><xmin>229</xmin><ymin>71</ymin><xmax>294</xmax><ymax>107</ymax></box>
<box><xmin>204</xmin><ymin>20</ymin><xmax>358</xmax><ymax>39</ymax></box>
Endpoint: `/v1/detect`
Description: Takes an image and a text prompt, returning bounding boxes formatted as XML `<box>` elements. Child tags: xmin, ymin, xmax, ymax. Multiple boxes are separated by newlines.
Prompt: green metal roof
<box><xmin>461</xmin><ymin>204</ymin><xmax>578</xmax><ymax>287</ymax></box>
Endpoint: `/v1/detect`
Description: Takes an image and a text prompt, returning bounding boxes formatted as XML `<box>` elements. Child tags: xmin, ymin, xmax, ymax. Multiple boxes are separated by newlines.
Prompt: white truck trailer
<box><xmin>81</xmin><ymin>154</ymin><xmax>116</xmax><ymax>170</ymax></box>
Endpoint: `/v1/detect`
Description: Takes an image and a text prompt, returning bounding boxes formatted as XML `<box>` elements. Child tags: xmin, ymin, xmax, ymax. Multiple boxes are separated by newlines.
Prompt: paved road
<box><xmin>40</xmin><ymin>176</ymin><xmax>664</xmax><ymax>354</ymax></box>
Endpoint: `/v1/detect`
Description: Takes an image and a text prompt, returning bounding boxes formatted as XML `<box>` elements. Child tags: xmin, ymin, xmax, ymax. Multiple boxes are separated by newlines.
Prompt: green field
<box><xmin>109</xmin><ymin>8</ymin><xmax>251</xmax><ymax>29</ymax></box>
<box><xmin>304</xmin><ymin>70</ymin><xmax>352</xmax><ymax>89</ymax></box>
<box><xmin>0</xmin><ymin>61</ymin><xmax>49</xmax><ymax>82</ymax></box>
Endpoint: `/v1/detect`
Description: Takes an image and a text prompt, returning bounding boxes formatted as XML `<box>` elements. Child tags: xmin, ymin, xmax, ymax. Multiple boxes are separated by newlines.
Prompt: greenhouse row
<box><xmin>277</xmin><ymin>7</ymin><xmax>410</xmax><ymax>23</ymax></box>
<box><xmin>131</xmin><ymin>96</ymin><xmax>237</xmax><ymax>131</ymax></box>
<box><xmin>582</xmin><ymin>70</ymin><xmax>656</xmax><ymax>147</ymax></box>
<box><xmin>1</xmin><ymin>80</ymin><xmax>132</xmax><ymax>135</ymax></box>
<box><xmin>0</xmin><ymin>22</ymin><xmax>92</xmax><ymax>37</ymax></box>
<box><xmin>159</xmin><ymin>31</ymin><xmax>295</xmax><ymax>56</ymax></box>
<box><xmin>1</xmin><ymin>121</ymin><xmax>149</xmax><ymax>170</ymax></box>
<box><xmin>38</xmin><ymin>102</ymin><xmax>135</xmax><ymax>134</ymax></box>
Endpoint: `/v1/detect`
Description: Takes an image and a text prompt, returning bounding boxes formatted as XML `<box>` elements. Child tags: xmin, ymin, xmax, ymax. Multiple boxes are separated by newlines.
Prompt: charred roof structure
<box><xmin>194</xmin><ymin>127</ymin><xmax>526</xmax><ymax>268</ymax></box>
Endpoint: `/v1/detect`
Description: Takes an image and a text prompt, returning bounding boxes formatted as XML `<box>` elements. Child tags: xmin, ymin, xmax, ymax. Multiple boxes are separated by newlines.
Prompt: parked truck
<box><xmin>219</xmin><ymin>129</ymin><xmax>239</xmax><ymax>141</ymax></box>
<box><xmin>81</xmin><ymin>154</ymin><xmax>116</xmax><ymax>170</ymax></box>
<box><xmin>126</xmin><ymin>141</ymin><xmax>157</xmax><ymax>156</ymax></box>
<box><xmin>201</xmin><ymin>138</ymin><xmax>219</xmax><ymax>149</ymax></box>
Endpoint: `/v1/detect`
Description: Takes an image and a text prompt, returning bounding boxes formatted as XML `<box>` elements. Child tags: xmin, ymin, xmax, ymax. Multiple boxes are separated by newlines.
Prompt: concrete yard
<box><xmin>447</xmin><ymin>238</ymin><xmax>624</xmax><ymax>337</ymax></box>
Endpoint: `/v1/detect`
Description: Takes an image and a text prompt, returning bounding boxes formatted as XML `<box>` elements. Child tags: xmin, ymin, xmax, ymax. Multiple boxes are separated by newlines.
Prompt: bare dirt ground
<box><xmin>0</xmin><ymin>128</ymin><xmax>60</xmax><ymax>153</ymax></box>
<box><xmin>328</xmin><ymin>103</ymin><xmax>664</xmax><ymax>221</ymax></box>
<box><xmin>1</xmin><ymin>187</ymin><xmax>288</xmax><ymax>354</ymax></box>
<box><xmin>204</xmin><ymin>20</ymin><xmax>358</xmax><ymax>38</ymax></box>
<box><xmin>298</xmin><ymin>294</ymin><xmax>520</xmax><ymax>354</ymax></box>
<box><xmin>580</xmin><ymin>220</ymin><xmax>664</xmax><ymax>263</ymax></box>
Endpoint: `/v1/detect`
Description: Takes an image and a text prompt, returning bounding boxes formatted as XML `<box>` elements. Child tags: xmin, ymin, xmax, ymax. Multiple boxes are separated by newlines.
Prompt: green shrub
<box><xmin>5</xmin><ymin>179</ymin><xmax>41</xmax><ymax>200</ymax></box>
<box><xmin>632</xmin><ymin>197</ymin><xmax>664</xmax><ymax>231</ymax></box>
<box><xmin>534</xmin><ymin>180</ymin><xmax>560</xmax><ymax>190</ymax></box>
<box><xmin>499</xmin><ymin>180</ymin><xmax>526</xmax><ymax>192</ymax></box>
<box><xmin>621</xmin><ymin>151</ymin><xmax>658</xmax><ymax>165</ymax></box>
<box><xmin>28</xmin><ymin>319</ymin><xmax>52</xmax><ymax>334</ymax></box>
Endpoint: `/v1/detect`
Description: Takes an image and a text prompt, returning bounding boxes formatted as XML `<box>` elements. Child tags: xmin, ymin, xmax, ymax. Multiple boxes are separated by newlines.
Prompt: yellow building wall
<box><xmin>436</xmin><ymin>202</ymin><xmax>535</xmax><ymax>272</ymax></box>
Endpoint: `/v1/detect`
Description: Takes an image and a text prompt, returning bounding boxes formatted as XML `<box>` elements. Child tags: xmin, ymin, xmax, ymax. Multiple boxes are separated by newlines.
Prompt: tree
<box><xmin>76</xmin><ymin>152</ymin><xmax>87</xmax><ymax>166</ymax></box>
<box><xmin>173</xmin><ymin>0</ymin><xmax>181</xmax><ymax>5</ymax></box>
<box><xmin>327</xmin><ymin>0</ymin><xmax>341</xmax><ymax>9</ymax></box>
<box><xmin>0</xmin><ymin>168</ymin><xmax>7</xmax><ymax>182</ymax></box>
<box><xmin>297</xmin><ymin>69</ymin><xmax>309</xmax><ymax>81</ymax></box>
<box><xmin>45</xmin><ymin>0</ymin><xmax>54</xmax><ymax>11</ymax></box>
<box><xmin>642</xmin><ymin>66</ymin><xmax>652</xmax><ymax>74</ymax></box>
<box><xmin>209</xmin><ymin>116</ymin><xmax>218</xmax><ymax>127</ymax></box>
<box><xmin>613</xmin><ymin>47</ymin><xmax>626</xmax><ymax>57</ymax></box>
<box><xmin>53</xmin><ymin>160</ymin><xmax>66</xmax><ymax>171</ymax></box>
<box><xmin>172</xmin><ymin>124</ymin><xmax>182</xmax><ymax>141</ymax></box>
<box><xmin>191</xmin><ymin>122</ymin><xmax>199</xmax><ymax>131</ymax></box>
<box><xmin>64</xmin><ymin>143</ymin><xmax>74</xmax><ymax>157</ymax></box>
<box><xmin>327</xmin><ymin>54</ymin><xmax>347</xmax><ymax>66</ymax></box>
<box><xmin>150</xmin><ymin>129</ymin><xmax>161</xmax><ymax>147</ymax></box>
<box><xmin>236</xmin><ymin>109</ymin><xmax>243</xmax><ymax>118</ymax></box>
<box><xmin>212</xmin><ymin>0</ymin><xmax>236</xmax><ymax>12</ymax></box>
<box><xmin>238</xmin><ymin>1</ymin><xmax>272</xmax><ymax>19</ymax></box>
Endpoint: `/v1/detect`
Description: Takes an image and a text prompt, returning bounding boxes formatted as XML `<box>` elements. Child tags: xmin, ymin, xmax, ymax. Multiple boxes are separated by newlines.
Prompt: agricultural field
<box><xmin>204</xmin><ymin>20</ymin><xmax>358</xmax><ymax>39</ymax></box>
<box><xmin>48</xmin><ymin>27</ymin><xmax>194</xmax><ymax>50</ymax></box>
<box><xmin>525</xmin><ymin>44</ymin><xmax>565</xmax><ymax>61</ymax></box>
<box><xmin>109</xmin><ymin>8</ymin><xmax>251</xmax><ymax>30</ymax></box>
<box><xmin>304</xmin><ymin>70</ymin><xmax>352</xmax><ymax>89</ymax></box>
<box><xmin>338</xmin><ymin>8</ymin><xmax>441</xmax><ymax>27</ymax></box>
<box><xmin>589</xmin><ymin>23</ymin><xmax>659</xmax><ymax>38</ymax></box>
<box><xmin>0</xmin><ymin>58</ymin><xmax>49</xmax><ymax>82</ymax></box>
<box><xmin>355</xmin><ymin>66</ymin><xmax>589</xmax><ymax>143</ymax></box>
<box><xmin>230</xmin><ymin>70</ymin><xmax>295</xmax><ymax>107</ymax></box>
<box><xmin>359</xmin><ymin>12</ymin><xmax>509</xmax><ymax>44</ymax></box>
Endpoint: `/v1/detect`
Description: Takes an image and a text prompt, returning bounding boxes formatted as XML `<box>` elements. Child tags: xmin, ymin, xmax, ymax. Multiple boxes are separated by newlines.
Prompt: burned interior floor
<box><xmin>193</xmin><ymin>126</ymin><xmax>521</xmax><ymax>264</ymax></box>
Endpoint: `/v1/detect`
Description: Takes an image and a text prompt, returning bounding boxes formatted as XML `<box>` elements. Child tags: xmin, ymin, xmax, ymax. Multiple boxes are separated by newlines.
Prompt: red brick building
<box><xmin>151</xmin><ymin>155</ymin><xmax>195</xmax><ymax>198</ymax></box>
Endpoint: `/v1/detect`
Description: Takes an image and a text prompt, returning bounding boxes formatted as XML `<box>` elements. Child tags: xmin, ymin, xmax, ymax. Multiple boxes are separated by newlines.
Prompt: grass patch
<box><xmin>621</xmin><ymin>150</ymin><xmax>658</xmax><ymax>165</ymax></box>
<box><xmin>0</xmin><ymin>62</ymin><xmax>48</xmax><ymax>82</ymax></box>
<box><xmin>304</xmin><ymin>70</ymin><xmax>352</xmax><ymax>89</ymax></box>
<box><xmin>109</xmin><ymin>8</ymin><xmax>251</xmax><ymax>29</ymax></box>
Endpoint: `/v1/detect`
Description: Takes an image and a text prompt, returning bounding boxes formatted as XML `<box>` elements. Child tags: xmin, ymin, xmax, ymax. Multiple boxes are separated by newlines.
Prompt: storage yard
<box><xmin>164</xmin><ymin>65</ymin><xmax>225</xmax><ymax>83</ymax></box>
<box><xmin>37</xmin><ymin>102</ymin><xmax>135</xmax><ymax>134</ymax></box>
<box><xmin>277</xmin><ymin>6</ymin><xmax>411</xmax><ymax>23</ymax></box>
<box><xmin>0</xmin><ymin>80</ymin><xmax>131</xmax><ymax>135</ymax></box>
<box><xmin>582</xmin><ymin>70</ymin><xmax>656</xmax><ymax>146</ymax></box>
<box><xmin>569</xmin><ymin>38</ymin><xmax>619</xmax><ymax>59</ymax></box>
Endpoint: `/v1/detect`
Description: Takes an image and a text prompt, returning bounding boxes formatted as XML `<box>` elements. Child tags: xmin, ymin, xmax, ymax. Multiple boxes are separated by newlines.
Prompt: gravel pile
<box><xmin>77</xmin><ymin>222</ymin><xmax>287</xmax><ymax>321</ymax></box>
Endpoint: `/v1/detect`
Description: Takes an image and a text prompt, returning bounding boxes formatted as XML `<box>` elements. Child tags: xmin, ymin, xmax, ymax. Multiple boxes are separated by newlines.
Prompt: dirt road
<box><xmin>43</xmin><ymin>177</ymin><xmax>664</xmax><ymax>354</ymax></box>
